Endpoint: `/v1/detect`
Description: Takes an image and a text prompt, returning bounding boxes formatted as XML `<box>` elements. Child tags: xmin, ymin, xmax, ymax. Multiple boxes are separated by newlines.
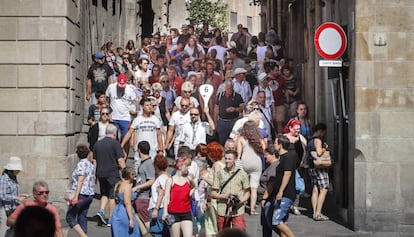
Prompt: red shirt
<box><xmin>168</xmin><ymin>181</ymin><xmax>191</xmax><ymax>213</ymax></box>
<box><xmin>268</xmin><ymin>75</ymin><xmax>286</xmax><ymax>106</ymax></box>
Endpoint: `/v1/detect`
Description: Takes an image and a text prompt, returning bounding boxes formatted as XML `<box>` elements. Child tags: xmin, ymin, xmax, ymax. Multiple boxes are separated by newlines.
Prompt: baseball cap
<box><xmin>117</xmin><ymin>74</ymin><xmax>127</xmax><ymax>88</ymax></box>
<box><xmin>95</xmin><ymin>52</ymin><xmax>104</xmax><ymax>59</ymax></box>
<box><xmin>181</xmin><ymin>24</ymin><xmax>189</xmax><ymax>30</ymax></box>
<box><xmin>233</xmin><ymin>68</ymin><xmax>247</xmax><ymax>76</ymax></box>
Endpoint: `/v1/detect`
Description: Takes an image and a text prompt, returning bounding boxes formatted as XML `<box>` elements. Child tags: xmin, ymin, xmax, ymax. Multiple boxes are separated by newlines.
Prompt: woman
<box><xmin>149</xmin><ymin>64</ymin><xmax>162</xmax><ymax>84</ymax></box>
<box><xmin>159</xmin><ymin>74</ymin><xmax>177</xmax><ymax>113</ymax></box>
<box><xmin>149</xmin><ymin>155</ymin><xmax>170</xmax><ymax>237</ymax></box>
<box><xmin>66</xmin><ymin>144</ymin><xmax>95</xmax><ymax>237</ymax></box>
<box><xmin>283</xmin><ymin>118</ymin><xmax>307</xmax><ymax>215</ymax></box>
<box><xmin>184</xmin><ymin>36</ymin><xmax>205</xmax><ymax>62</ymax></box>
<box><xmin>0</xmin><ymin>156</ymin><xmax>28</xmax><ymax>223</ymax></box>
<box><xmin>293</xmin><ymin>101</ymin><xmax>312</xmax><ymax>139</ymax></box>
<box><xmin>307</xmin><ymin>123</ymin><xmax>330</xmax><ymax>221</ymax></box>
<box><xmin>223</xmin><ymin>58</ymin><xmax>233</xmax><ymax>80</ymax></box>
<box><xmin>162</xmin><ymin>157</ymin><xmax>195</xmax><ymax>237</ymax></box>
<box><xmin>150</xmin><ymin>82</ymin><xmax>170</xmax><ymax>129</ymax></box>
<box><xmin>236</xmin><ymin>120</ymin><xmax>266</xmax><ymax>215</ymax></box>
<box><xmin>125</xmin><ymin>40</ymin><xmax>136</xmax><ymax>55</ymax></box>
<box><xmin>203</xmin><ymin>142</ymin><xmax>225</xmax><ymax>237</ymax></box>
<box><xmin>172</xmin><ymin>81</ymin><xmax>199</xmax><ymax>112</ymax></box>
<box><xmin>111</xmin><ymin>167</ymin><xmax>140</xmax><ymax>237</ymax></box>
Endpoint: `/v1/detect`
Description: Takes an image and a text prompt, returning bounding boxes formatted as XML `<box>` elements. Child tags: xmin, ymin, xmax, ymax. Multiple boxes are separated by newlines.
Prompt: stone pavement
<box><xmin>63</xmin><ymin>194</ymin><xmax>381</xmax><ymax>237</ymax></box>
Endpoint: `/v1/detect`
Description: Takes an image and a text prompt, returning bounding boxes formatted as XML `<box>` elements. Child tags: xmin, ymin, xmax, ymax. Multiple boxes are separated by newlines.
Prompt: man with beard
<box><xmin>105</xmin><ymin>74</ymin><xmax>137</xmax><ymax>140</ymax></box>
<box><xmin>86</xmin><ymin>52</ymin><xmax>114</xmax><ymax>105</ymax></box>
<box><xmin>164</xmin><ymin>97</ymin><xmax>191</xmax><ymax>158</ymax></box>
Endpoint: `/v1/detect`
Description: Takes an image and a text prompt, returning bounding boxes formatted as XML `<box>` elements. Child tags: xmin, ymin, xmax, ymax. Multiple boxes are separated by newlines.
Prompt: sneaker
<box><xmin>96</xmin><ymin>210</ymin><xmax>108</xmax><ymax>226</ymax></box>
<box><xmin>291</xmin><ymin>206</ymin><xmax>301</xmax><ymax>215</ymax></box>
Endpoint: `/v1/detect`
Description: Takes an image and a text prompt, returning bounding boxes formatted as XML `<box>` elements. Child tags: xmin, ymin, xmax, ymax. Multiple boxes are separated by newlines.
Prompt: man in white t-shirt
<box><xmin>121</xmin><ymin>97</ymin><xmax>163</xmax><ymax>169</ymax></box>
<box><xmin>179</xmin><ymin>107</ymin><xmax>215</xmax><ymax>150</ymax></box>
<box><xmin>165</xmin><ymin>97</ymin><xmax>191</xmax><ymax>158</ymax></box>
<box><xmin>105</xmin><ymin>74</ymin><xmax>136</xmax><ymax>139</ymax></box>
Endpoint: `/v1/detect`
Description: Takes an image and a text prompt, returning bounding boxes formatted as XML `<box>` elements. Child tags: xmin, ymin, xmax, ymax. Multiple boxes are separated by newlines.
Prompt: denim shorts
<box><xmin>272</xmin><ymin>197</ymin><xmax>293</xmax><ymax>225</ymax></box>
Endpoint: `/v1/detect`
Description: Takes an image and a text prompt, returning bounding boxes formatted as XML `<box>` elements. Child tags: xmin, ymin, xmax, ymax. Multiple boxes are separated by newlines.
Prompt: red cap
<box><xmin>117</xmin><ymin>74</ymin><xmax>127</xmax><ymax>88</ymax></box>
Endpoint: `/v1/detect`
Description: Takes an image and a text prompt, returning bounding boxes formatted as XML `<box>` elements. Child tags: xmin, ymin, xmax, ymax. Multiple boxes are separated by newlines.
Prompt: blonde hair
<box><xmin>152</xmin><ymin>82</ymin><xmax>162</xmax><ymax>91</ymax></box>
<box><xmin>181</xmin><ymin>81</ymin><xmax>194</xmax><ymax>92</ymax></box>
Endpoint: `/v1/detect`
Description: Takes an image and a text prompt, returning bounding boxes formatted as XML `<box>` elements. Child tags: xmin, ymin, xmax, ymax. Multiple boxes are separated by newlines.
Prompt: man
<box><xmin>230</xmin><ymin>24</ymin><xmax>248</xmax><ymax>54</ymax></box>
<box><xmin>133</xmin><ymin>141</ymin><xmax>155</xmax><ymax>229</ymax></box>
<box><xmin>211</xmin><ymin>150</ymin><xmax>250</xmax><ymax>231</ymax></box>
<box><xmin>214</xmin><ymin>80</ymin><xmax>244</xmax><ymax>146</ymax></box>
<box><xmin>232</xmin><ymin>67</ymin><xmax>252</xmax><ymax>104</ymax></box>
<box><xmin>165</xmin><ymin>97</ymin><xmax>191</xmax><ymax>158</ymax></box>
<box><xmin>177</xmin><ymin>24</ymin><xmax>191</xmax><ymax>45</ymax></box>
<box><xmin>7</xmin><ymin>181</ymin><xmax>63</xmax><ymax>237</ymax></box>
<box><xmin>228</xmin><ymin>48</ymin><xmax>245</xmax><ymax>70</ymax></box>
<box><xmin>257</xmin><ymin>90</ymin><xmax>275</xmax><ymax>142</ymax></box>
<box><xmin>178</xmin><ymin>107</ymin><xmax>215</xmax><ymax>150</ymax></box>
<box><xmin>86</xmin><ymin>52</ymin><xmax>114</xmax><ymax>104</ymax></box>
<box><xmin>199</xmin><ymin>23</ymin><xmax>213</xmax><ymax>53</ymax></box>
<box><xmin>121</xmin><ymin>97</ymin><xmax>163</xmax><ymax>170</ymax></box>
<box><xmin>261</xmin><ymin>134</ymin><xmax>297</xmax><ymax>237</ymax></box>
<box><xmin>150</xmin><ymin>32</ymin><xmax>166</xmax><ymax>56</ymax></box>
<box><xmin>207</xmin><ymin>36</ymin><xmax>227</xmax><ymax>66</ymax></box>
<box><xmin>93</xmin><ymin>124</ymin><xmax>126</xmax><ymax>226</ymax></box>
<box><xmin>87</xmin><ymin>90</ymin><xmax>109</xmax><ymax>126</ymax></box>
<box><xmin>105</xmin><ymin>73</ymin><xmax>137</xmax><ymax>139</ymax></box>
<box><xmin>265</xmin><ymin>61</ymin><xmax>289</xmax><ymax>133</ymax></box>
<box><xmin>166</xmin><ymin>65</ymin><xmax>184</xmax><ymax>97</ymax></box>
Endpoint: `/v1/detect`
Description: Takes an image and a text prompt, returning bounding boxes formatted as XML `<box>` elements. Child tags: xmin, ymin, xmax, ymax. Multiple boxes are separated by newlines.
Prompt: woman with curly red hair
<box><xmin>202</xmin><ymin>142</ymin><xmax>225</xmax><ymax>237</ymax></box>
<box><xmin>236</xmin><ymin>120</ymin><xmax>266</xmax><ymax>215</ymax></box>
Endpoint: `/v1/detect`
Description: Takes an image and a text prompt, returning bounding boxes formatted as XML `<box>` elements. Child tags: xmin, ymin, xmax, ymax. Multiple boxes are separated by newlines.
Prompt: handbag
<box><xmin>64</xmin><ymin>190</ymin><xmax>75</xmax><ymax>201</ymax></box>
<box><xmin>295</xmin><ymin>170</ymin><xmax>305</xmax><ymax>195</ymax></box>
<box><xmin>310</xmin><ymin>150</ymin><xmax>332</xmax><ymax>168</ymax></box>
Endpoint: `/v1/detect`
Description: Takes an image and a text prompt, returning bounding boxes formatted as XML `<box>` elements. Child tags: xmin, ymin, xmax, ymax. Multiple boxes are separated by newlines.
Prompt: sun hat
<box><xmin>4</xmin><ymin>156</ymin><xmax>23</xmax><ymax>171</ymax></box>
<box><xmin>233</xmin><ymin>67</ymin><xmax>247</xmax><ymax>76</ymax></box>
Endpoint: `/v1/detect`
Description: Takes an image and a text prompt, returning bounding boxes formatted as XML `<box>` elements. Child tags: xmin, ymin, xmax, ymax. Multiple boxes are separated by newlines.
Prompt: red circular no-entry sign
<box><xmin>314</xmin><ymin>22</ymin><xmax>347</xmax><ymax>59</ymax></box>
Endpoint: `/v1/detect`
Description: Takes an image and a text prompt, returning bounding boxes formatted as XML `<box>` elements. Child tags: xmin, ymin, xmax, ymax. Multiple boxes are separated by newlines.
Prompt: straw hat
<box><xmin>4</xmin><ymin>156</ymin><xmax>23</xmax><ymax>171</ymax></box>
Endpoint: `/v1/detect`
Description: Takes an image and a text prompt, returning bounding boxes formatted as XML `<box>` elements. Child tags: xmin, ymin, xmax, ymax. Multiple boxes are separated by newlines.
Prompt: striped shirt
<box><xmin>212</xmin><ymin>167</ymin><xmax>249</xmax><ymax>217</ymax></box>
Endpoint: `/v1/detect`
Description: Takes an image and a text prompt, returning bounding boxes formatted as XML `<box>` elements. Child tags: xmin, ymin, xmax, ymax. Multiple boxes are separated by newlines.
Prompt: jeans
<box><xmin>66</xmin><ymin>194</ymin><xmax>94</xmax><ymax>232</ymax></box>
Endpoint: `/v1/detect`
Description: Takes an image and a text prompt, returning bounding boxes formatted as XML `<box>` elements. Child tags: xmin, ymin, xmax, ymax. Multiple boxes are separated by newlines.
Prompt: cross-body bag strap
<box><xmin>219</xmin><ymin>169</ymin><xmax>240</xmax><ymax>193</ymax></box>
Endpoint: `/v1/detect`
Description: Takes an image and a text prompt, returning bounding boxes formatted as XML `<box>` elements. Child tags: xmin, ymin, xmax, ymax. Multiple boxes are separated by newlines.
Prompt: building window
<box><xmin>230</xmin><ymin>12</ymin><xmax>237</xmax><ymax>33</ymax></box>
<box><xmin>247</xmin><ymin>16</ymin><xmax>252</xmax><ymax>33</ymax></box>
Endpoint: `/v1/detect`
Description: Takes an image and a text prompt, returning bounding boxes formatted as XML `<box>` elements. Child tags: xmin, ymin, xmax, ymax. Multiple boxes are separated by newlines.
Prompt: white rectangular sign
<box><xmin>319</xmin><ymin>60</ymin><xmax>342</xmax><ymax>67</ymax></box>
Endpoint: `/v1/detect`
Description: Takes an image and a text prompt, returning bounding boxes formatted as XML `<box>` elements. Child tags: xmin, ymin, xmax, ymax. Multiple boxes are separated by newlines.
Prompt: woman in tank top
<box><xmin>162</xmin><ymin>157</ymin><xmax>195</xmax><ymax>237</ymax></box>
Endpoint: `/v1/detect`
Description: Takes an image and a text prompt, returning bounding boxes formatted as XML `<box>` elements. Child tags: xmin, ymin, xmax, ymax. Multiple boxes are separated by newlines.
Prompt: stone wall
<box><xmin>355</xmin><ymin>0</ymin><xmax>414</xmax><ymax>232</ymax></box>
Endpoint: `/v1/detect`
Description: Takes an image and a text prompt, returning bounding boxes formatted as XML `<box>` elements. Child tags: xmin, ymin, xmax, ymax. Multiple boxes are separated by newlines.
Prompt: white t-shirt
<box><xmin>98</xmin><ymin>122</ymin><xmax>108</xmax><ymax>141</ymax></box>
<box><xmin>169</xmin><ymin>110</ymin><xmax>191</xmax><ymax>144</ymax></box>
<box><xmin>149</xmin><ymin>173</ymin><xmax>169</xmax><ymax>210</ymax></box>
<box><xmin>179</xmin><ymin>121</ymin><xmax>212</xmax><ymax>150</ymax></box>
<box><xmin>106</xmin><ymin>83</ymin><xmax>137</xmax><ymax>121</ymax></box>
<box><xmin>130</xmin><ymin>115</ymin><xmax>162</xmax><ymax>152</ymax></box>
<box><xmin>208</xmin><ymin>45</ymin><xmax>227</xmax><ymax>66</ymax></box>
<box><xmin>232</xmin><ymin>79</ymin><xmax>252</xmax><ymax>104</ymax></box>
<box><xmin>184</xmin><ymin>44</ymin><xmax>205</xmax><ymax>62</ymax></box>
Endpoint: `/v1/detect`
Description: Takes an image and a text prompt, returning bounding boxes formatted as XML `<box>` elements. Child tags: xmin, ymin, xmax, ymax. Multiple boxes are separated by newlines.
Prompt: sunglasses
<box><xmin>101</xmin><ymin>112</ymin><xmax>109</xmax><ymax>115</ymax></box>
<box><xmin>190</xmin><ymin>113</ymin><xmax>199</xmax><ymax>116</ymax></box>
<box><xmin>181</xmin><ymin>104</ymin><xmax>189</xmax><ymax>107</ymax></box>
<box><xmin>161</xmin><ymin>80</ymin><xmax>169</xmax><ymax>83</ymax></box>
<box><xmin>183</xmin><ymin>90</ymin><xmax>192</xmax><ymax>93</ymax></box>
<box><xmin>36</xmin><ymin>190</ymin><xmax>50</xmax><ymax>195</ymax></box>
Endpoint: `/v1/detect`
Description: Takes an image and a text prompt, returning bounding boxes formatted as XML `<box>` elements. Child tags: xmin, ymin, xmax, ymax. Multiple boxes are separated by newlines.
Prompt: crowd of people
<box><xmin>0</xmin><ymin>23</ymin><xmax>333</xmax><ymax>237</ymax></box>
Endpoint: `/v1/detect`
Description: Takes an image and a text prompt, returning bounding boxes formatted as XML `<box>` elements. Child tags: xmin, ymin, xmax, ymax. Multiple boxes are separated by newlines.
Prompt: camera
<box><xmin>227</xmin><ymin>194</ymin><xmax>240</xmax><ymax>207</ymax></box>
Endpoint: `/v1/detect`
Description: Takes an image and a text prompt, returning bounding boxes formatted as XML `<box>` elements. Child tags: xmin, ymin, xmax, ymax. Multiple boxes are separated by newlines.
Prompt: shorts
<box><xmin>309</xmin><ymin>168</ymin><xmax>330</xmax><ymax>189</ymax></box>
<box><xmin>274</xmin><ymin>105</ymin><xmax>286</xmax><ymax>123</ymax></box>
<box><xmin>98</xmin><ymin>176</ymin><xmax>120</xmax><ymax>199</ymax></box>
<box><xmin>272</xmin><ymin>197</ymin><xmax>293</xmax><ymax>225</ymax></box>
<box><xmin>135</xmin><ymin>199</ymin><xmax>150</xmax><ymax>222</ymax></box>
<box><xmin>249</xmin><ymin>170</ymin><xmax>261</xmax><ymax>188</ymax></box>
<box><xmin>169</xmin><ymin>212</ymin><xmax>193</xmax><ymax>222</ymax></box>
<box><xmin>217</xmin><ymin>214</ymin><xmax>246</xmax><ymax>231</ymax></box>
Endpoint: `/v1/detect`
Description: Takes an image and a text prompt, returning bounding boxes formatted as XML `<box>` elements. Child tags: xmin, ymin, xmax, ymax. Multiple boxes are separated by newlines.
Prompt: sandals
<box><xmin>313</xmin><ymin>214</ymin><xmax>329</xmax><ymax>221</ymax></box>
<box><xmin>291</xmin><ymin>206</ymin><xmax>301</xmax><ymax>215</ymax></box>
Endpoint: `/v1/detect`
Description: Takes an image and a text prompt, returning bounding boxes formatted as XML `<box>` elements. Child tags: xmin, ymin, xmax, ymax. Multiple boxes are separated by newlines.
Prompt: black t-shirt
<box><xmin>271</xmin><ymin>150</ymin><xmax>298</xmax><ymax>200</ymax></box>
<box><xmin>87</xmin><ymin>62</ymin><xmax>113</xmax><ymax>93</ymax></box>
<box><xmin>199</xmin><ymin>32</ymin><xmax>213</xmax><ymax>48</ymax></box>
<box><xmin>93</xmin><ymin>137</ymin><xmax>124</xmax><ymax>178</ymax></box>
<box><xmin>216</xmin><ymin>92</ymin><xmax>244</xmax><ymax>119</ymax></box>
